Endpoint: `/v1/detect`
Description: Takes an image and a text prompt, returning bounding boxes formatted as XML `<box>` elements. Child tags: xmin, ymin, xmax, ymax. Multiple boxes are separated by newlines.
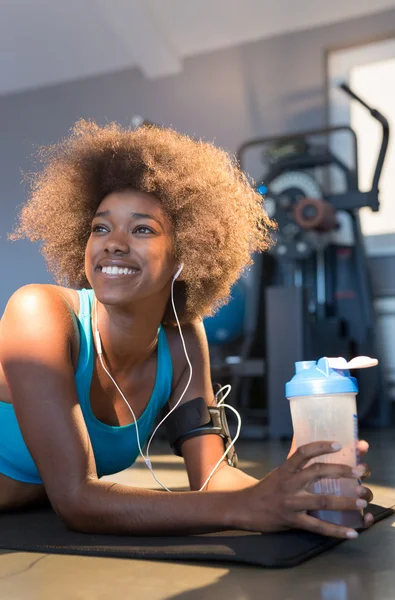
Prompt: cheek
<box><xmin>140</xmin><ymin>245</ymin><xmax>175</xmax><ymax>286</ymax></box>
<box><xmin>142</xmin><ymin>234</ymin><xmax>172</xmax><ymax>258</ymax></box>
<box><xmin>151</xmin><ymin>241</ymin><xmax>176</xmax><ymax>272</ymax></box>
<box><xmin>84</xmin><ymin>239</ymin><xmax>91</xmax><ymax>262</ymax></box>
<box><xmin>84</xmin><ymin>238</ymin><xmax>95</xmax><ymax>277</ymax></box>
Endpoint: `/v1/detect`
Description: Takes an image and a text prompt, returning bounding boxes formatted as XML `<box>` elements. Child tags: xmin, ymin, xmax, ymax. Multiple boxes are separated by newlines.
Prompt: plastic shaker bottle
<box><xmin>286</xmin><ymin>356</ymin><xmax>378</xmax><ymax>529</ymax></box>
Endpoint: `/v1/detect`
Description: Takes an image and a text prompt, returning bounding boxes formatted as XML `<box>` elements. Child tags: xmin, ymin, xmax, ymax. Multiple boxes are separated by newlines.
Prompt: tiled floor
<box><xmin>0</xmin><ymin>430</ymin><xmax>394</xmax><ymax>600</ymax></box>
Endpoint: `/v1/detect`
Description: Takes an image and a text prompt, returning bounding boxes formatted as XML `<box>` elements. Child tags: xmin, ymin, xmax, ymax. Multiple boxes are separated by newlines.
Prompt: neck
<box><xmin>93</xmin><ymin>295</ymin><xmax>167</xmax><ymax>374</ymax></box>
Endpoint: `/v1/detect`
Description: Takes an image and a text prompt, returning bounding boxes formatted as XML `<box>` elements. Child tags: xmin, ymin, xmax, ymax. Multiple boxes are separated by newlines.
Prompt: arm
<box><xmin>0</xmin><ymin>290</ymin><xmax>372</xmax><ymax>538</ymax></box>
<box><xmin>167</xmin><ymin>335</ymin><xmax>375</xmax><ymax>539</ymax></box>
<box><xmin>0</xmin><ymin>286</ymin><xmax>235</xmax><ymax>535</ymax></box>
<box><xmin>167</xmin><ymin>325</ymin><xmax>371</xmax><ymax>493</ymax></box>
<box><xmin>167</xmin><ymin>320</ymin><xmax>258</xmax><ymax>491</ymax></box>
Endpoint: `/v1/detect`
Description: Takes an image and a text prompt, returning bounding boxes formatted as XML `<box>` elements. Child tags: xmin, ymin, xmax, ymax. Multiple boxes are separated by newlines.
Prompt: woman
<box><xmin>0</xmin><ymin>121</ymin><xmax>372</xmax><ymax>537</ymax></box>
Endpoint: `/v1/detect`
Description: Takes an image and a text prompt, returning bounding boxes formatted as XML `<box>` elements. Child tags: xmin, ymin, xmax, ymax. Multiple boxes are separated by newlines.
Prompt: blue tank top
<box><xmin>0</xmin><ymin>288</ymin><xmax>173</xmax><ymax>483</ymax></box>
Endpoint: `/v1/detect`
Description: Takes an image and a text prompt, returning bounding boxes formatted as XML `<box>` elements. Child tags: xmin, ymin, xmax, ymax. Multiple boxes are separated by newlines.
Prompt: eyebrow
<box><xmin>94</xmin><ymin>210</ymin><xmax>163</xmax><ymax>228</ymax></box>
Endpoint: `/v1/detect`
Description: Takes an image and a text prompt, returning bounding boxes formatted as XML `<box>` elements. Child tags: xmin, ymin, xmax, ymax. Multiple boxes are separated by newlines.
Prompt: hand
<box><xmin>357</xmin><ymin>439</ymin><xmax>371</xmax><ymax>478</ymax></box>
<box><xmin>234</xmin><ymin>441</ymin><xmax>374</xmax><ymax>538</ymax></box>
<box><xmin>357</xmin><ymin>439</ymin><xmax>369</xmax><ymax>459</ymax></box>
<box><xmin>355</xmin><ymin>439</ymin><xmax>373</xmax><ymax>526</ymax></box>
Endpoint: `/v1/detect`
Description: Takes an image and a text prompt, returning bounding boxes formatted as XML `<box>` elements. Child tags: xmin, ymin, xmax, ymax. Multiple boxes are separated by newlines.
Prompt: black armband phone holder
<box><xmin>164</xmin><ymin>396</ymin><xmax>238</xmax><ymax>467</ymax></box>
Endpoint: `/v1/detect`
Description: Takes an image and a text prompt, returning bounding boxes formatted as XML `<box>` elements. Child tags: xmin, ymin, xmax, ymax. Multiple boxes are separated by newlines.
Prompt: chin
<box><xmin>96</xmin><ymin>288</ymin><xmax>138</xmax><ymax>305</ymax></box>
<box><xmin>91</xmin><ymin>281</ymin><xmax>139</xmax><ymax>305</ymax></box>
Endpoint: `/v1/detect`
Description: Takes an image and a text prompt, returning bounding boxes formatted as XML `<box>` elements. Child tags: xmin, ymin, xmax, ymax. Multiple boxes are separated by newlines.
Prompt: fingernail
<box><xmin>346</xmin><ymin>530</ymin><xmax>359</xmax><ymax>539</ymax></box>
<box><xmin>331</xmin><ymin>443</ymin><xmax>342</xmax><ymax>450</ymax></box>
<box><xmin>352</xmin><ymin>466</ymin><xmax>365</xmax><ymax>477</ymax></box>
<box><xmin>356</xmin><ymin>499</ymin><xmax>367</xmax><ymax>509</ymax></box>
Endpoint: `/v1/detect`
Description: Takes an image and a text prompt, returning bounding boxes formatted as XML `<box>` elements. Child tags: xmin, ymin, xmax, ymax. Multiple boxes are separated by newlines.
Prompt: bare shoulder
<box><xmin>163</xmin><ymin>320</ymin><xmax>208</xmax><ymax>361</ymax></box>
<box><xmin>2</xmin><ymin>284</ymin><xmax>77</xmax><ymax>327</ymax></box>
<box><xmin>163</xmin><ymin>320</ymin><xmax>209</xmax><ymax>388</ymax></box>
<box><xmin>0</xmin><ymin>284</ymin><xmax>80</xmax><ymax>367</ymax></box>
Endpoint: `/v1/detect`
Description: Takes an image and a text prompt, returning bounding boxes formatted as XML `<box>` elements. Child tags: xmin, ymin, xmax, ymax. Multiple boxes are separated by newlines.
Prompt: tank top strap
<box><xmin>74</xmin><ymin>288</ymin><xmax>95</xmax><ymax>392</ymax></box>
<box><xmin>74</xmin><ymin>288</ymin><xmax>172</xmax><ymax>411</ymax></box>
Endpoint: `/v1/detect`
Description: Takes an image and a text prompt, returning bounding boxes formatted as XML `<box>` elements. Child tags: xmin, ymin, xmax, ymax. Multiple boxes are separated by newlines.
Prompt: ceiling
<box><xmin>1</xmin><ymin>0</ymin><xmax>394</xmax><ymax>96</ymax></box>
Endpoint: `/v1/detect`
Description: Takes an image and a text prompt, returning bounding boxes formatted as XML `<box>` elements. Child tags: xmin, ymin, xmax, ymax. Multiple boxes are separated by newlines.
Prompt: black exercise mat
<box><xmin>0</xmin><ymin>504</ymin><xmax>392</xmax><ymax>568</ymax></box>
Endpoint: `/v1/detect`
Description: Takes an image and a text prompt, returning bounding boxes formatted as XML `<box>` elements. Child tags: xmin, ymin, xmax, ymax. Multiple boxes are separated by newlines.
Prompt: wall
<box><xmin>1</xmin><ymin>7</ymin><xmax>394</xmax><ymax>312</ymax></box>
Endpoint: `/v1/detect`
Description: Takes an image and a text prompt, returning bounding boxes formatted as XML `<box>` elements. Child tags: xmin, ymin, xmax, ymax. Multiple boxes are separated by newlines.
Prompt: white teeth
<box><xmin>100</xmin><ymin>266</ymin><xmax>136</xmax><ymax>275</ymax></box>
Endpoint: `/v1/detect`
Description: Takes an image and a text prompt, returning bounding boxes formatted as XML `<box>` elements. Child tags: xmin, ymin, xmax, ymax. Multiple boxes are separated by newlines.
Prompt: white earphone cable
<box><xmin>93</xmin><ymin>267</ymin><xmax>242</xmax><ymax>492</ymax></box>
<box><xmin>145</xmin><ymin>270</ymin><xmax>193</xmax><ymax>466</ymax></box>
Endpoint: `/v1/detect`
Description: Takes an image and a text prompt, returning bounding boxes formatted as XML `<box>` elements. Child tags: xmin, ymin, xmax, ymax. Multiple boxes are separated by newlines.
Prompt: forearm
<box><xmin>205</xmin><ymin>464</ymin><xmax>258</xmax><ymax>491</ymax></box>
<box><xmin>65</xmin><ymin>479</ymin><xmax>238</xmax><ymax>536</ymax></box>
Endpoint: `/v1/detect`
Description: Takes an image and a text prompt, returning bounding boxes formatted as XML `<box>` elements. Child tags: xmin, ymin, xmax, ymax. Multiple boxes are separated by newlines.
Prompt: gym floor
<box><xmin>1</xmin><ymin>430</ymin><xmax>394</xmax><ymax>600</ymax></box>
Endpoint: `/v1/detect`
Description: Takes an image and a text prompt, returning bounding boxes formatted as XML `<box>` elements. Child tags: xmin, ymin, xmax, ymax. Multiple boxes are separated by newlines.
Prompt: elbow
<box><xmin>58</xmin><ymin>504</ymin><xmax>86</xmax><ymax>532</ymax></box>
<box><xmin>51</xmin><ymin>483</ymin><xmax>96</xmax><ymax>533</ymax></box>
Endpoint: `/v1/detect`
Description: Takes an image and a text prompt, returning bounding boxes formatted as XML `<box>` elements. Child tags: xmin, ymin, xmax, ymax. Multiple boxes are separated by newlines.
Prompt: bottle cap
<box><xmin>285</xmin><ymin>356</ymin><xmax>377</xmax><ymax>398</ymax></box>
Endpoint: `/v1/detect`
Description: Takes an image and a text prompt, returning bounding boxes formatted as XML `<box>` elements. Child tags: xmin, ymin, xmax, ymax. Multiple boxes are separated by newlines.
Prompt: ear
<box><xmin>173</xmin><ymin>263</ymin><xmax>184</xmax><ymax>281</ymax></box>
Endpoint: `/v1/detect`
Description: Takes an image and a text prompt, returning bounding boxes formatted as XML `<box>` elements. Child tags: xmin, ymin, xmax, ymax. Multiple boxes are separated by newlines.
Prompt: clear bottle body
<box><xmin>289</xmin><ymin>392</ymin><xmax>363</xmax><ymax>529</ymax></box>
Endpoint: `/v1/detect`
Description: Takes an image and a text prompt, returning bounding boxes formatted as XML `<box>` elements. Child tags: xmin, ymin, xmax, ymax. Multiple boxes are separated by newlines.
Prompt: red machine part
<box><xmin>293</xmin><ymin>197</ymin><xmax>337</xmax><ymax>232</ymax></box>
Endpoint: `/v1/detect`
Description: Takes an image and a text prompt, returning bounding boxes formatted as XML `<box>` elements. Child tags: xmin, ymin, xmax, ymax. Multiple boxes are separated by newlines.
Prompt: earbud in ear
<box><xmin>173</xmin><ymin>263</ymin><xmax>184</xmax><ymax>280</ymax></box>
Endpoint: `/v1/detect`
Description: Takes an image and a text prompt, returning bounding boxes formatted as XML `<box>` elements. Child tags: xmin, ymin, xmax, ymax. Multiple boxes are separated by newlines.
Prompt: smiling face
<box><xmin>84</xmin><ymin>189</ymin><xmax>178</xmax><ymax>305</ymax></box>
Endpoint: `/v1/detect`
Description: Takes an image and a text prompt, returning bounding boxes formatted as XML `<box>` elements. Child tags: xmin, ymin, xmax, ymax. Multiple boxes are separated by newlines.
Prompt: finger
<box><xmin>285</xmin><ymin>494</ymin><xmax>367</xmax><ymax>513</ymax></box>
<box><xmin>363</xmin><ymin>512</ymin><xmax>374</xmax><ymax>528</ymax></box>
<box><xmin>294</xmin><ymin>513</ymin><xmax>359</xmax><ymax>539</ymax></box>
<box><xmin>356</xmin><ymin>485</ymin><xmax>374</xmax><ymax>503</ymax></box>
<box><xmin>357</xmin><ymin>462</ymin><xmax>371</xmax><ymax>480</ymax></box>
<box><xmin>294</xmin><ymin>462</ymin><xmax>366</xmax><ymax>488</ymax></box>
<box><xmin>291</xmin><ymin>493</ymin><xmax>367</xmax><ymax>513</ymax></box>
<box><xmin>285</xmin><ymin>441</ymin><xmax>343</xmax><ymax>473</ymax></box>
<box><xmin>357</xmin><ymin>440</ymin><xmax>369</xmax><ymax>458</ymax></box>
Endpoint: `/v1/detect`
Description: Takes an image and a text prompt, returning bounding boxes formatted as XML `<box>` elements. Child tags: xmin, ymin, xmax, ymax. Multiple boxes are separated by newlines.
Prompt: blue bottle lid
<box><xmin>285</xmin><ymin>357</ymin><xmax>359</xmax><ymax>398</ymax></box>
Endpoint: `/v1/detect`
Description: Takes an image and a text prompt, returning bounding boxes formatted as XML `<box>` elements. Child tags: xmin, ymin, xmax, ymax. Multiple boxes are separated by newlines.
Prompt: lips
<box><xmin>97</xmin><ymin>261</ymin><xmax>140</xmax><ymax>270</ymax></box>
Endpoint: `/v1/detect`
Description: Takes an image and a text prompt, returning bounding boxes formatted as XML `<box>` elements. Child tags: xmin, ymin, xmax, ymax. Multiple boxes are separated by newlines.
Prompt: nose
<box><xmin>104</xmin><ymin>230</ymin><xmax>130</xmax><ymax>255</ymax></box>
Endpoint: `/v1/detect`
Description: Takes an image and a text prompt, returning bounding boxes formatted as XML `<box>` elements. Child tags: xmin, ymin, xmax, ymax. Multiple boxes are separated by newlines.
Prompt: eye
<box><xmin>134</xmin><ymin>225</ymin><xmax>155</xmax><ymax>234</ymax></box>
<box><xmin>91</xmin><ymin>224</ymin><xmax>109</xmax><ymax>233</ymax></box>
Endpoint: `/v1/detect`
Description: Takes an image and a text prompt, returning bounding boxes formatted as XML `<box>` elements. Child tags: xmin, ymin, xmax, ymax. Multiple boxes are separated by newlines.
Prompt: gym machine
<box><xmin>237</xmin><ymin>83</ymin><xmax>390</xmax><ymax>438</ymax></box>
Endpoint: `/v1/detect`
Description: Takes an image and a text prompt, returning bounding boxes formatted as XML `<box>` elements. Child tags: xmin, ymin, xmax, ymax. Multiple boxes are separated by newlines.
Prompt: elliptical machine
<box><xmin>237</xmin><ymin>84</ymin><xmax>390</xmax><ymax>438</ymax></box>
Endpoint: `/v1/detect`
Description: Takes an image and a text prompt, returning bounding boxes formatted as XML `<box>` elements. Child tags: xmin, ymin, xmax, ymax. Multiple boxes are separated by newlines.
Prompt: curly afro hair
<box><xmin>10</xmin><ymin>120</ymin><xmax>275</xmax><ymax>325</ymax></box>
